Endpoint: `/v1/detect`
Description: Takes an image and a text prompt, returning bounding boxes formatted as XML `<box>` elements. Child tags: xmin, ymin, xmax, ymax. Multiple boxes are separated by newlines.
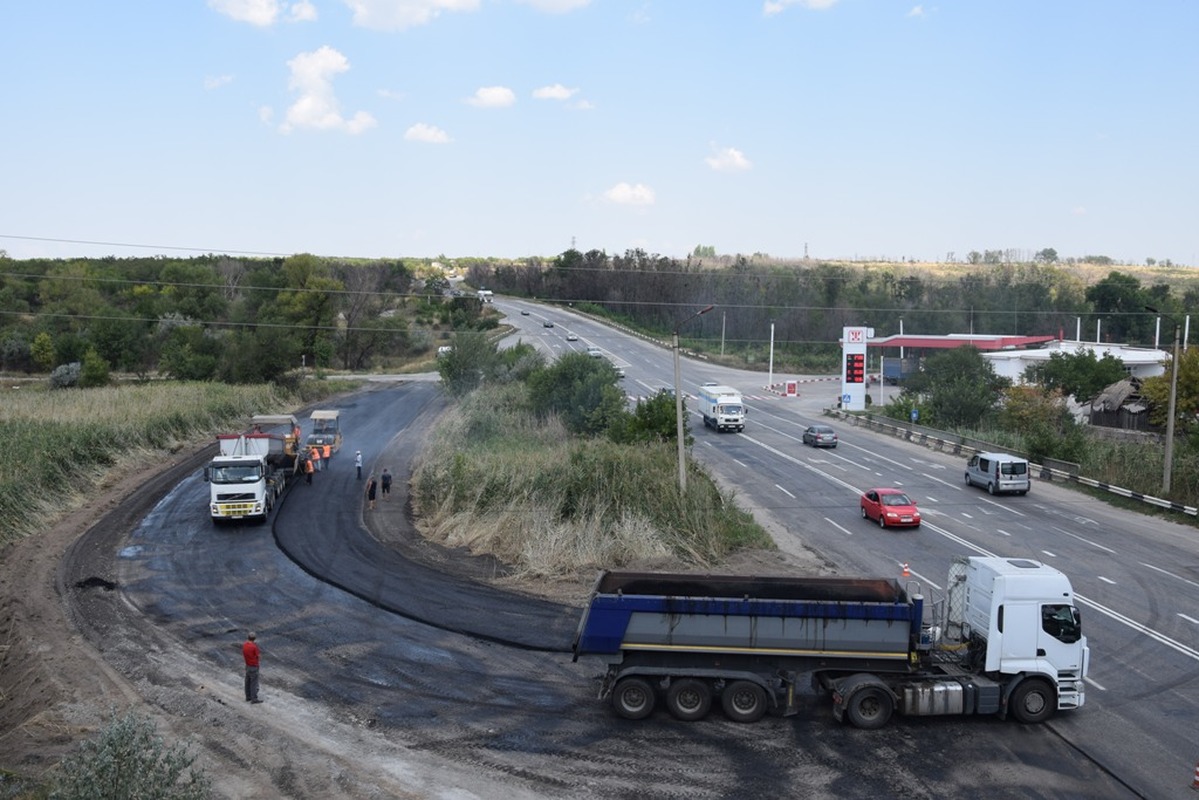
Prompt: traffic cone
<box><xmin>901</xmin><ymin>562</ymin><xmax>911</xmax><ymax>578</ymax></box>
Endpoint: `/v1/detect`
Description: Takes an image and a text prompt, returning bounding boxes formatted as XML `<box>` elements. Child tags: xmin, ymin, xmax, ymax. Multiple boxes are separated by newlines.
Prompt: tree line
<box><xmin>466</xmin><ymin>249</ymin><xmax>1199</xmax><ymax>370</ymax></box>
<box><xmin>0</xmin><ymin>253</ymin><xmax>492</xmax><ymax>384</ymax></box>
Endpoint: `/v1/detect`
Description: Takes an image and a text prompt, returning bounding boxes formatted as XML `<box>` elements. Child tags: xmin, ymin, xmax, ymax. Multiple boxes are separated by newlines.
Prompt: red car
<box><xmin>860</xmin><ymin>488</ymin><xmax>921</xmax><ymax>528</ymax></box>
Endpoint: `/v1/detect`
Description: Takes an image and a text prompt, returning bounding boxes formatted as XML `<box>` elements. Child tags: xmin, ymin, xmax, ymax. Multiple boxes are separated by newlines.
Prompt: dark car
<box><xmin>543</xmin><ymin>320</ymin><xmax>554</xmax><ymax>328</ymax></box>
<box><xmin>520</xmin><ymin>310</ymin><xmax>530</xmax><ymax>316</ymax></box>
<box><xmin>802</xmin><ymin>425</ymin><xmax>838</xmax><ymax>448</ymax></box>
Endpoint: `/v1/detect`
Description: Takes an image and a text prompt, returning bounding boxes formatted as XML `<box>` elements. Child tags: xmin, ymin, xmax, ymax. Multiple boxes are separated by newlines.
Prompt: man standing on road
<box><xmin>355</xmin><ymin>450</ymin><xmax>363</xmax><ymax>480</ymax></box>
<box><xmin>381</xmin><ymin>468</ymin><xmax>392</xmax><ymax>501</ymax></box>
<box><xmin>243</xmin><ymin>632</ymin><xmax>262</xmax><ymax>703</ymax></box>
<box><xmin>365</xmin><ymin>473</ymin><xmax>378</xmax><ymax>511</ymax></box>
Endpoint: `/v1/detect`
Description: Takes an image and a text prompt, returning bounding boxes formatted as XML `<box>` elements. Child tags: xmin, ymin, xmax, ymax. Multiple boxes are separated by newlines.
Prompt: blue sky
<box><xmin>2</xmin><ymin>1</ymin><xmax>1196</xmax><ymax>265</ymax></box>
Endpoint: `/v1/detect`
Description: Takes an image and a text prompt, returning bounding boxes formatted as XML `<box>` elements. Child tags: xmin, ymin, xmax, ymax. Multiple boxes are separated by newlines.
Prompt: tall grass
<box><xmin>411</xmin><ymin>384</ymin><xmax>773</xmax><ymax>579</ymax></box>
<box><xmin>0</xmin><ymin>381</ymin><xmax>335</xmax><ymax>546</ymax></box>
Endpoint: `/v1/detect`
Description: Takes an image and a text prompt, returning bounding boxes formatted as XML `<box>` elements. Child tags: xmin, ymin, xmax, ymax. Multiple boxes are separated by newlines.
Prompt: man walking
<box><xmin>243</xmin><ymin>632</ymin><xmax>262</xmax><ymax>703</ymax></box>
<box><xmin>381</xmin><ymin>468</ymin><xmax>392</xmax><ymax>501</ymax></box>
<box><xmin>355</xmin><ymin>450</ymin><xmax>363</xmax><ymax>480</ymax></box>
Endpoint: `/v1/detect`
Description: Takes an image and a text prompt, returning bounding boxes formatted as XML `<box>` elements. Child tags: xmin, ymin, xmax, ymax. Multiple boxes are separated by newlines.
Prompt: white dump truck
<box><xmin>204</xmin><ymin>414</ymin><xmax>300</xmax><ymax>524</ymax></box>
<box><xmin>696</xmin><ymin>384</ymin><xmax>745</xmax><ymax>432</ymax></box>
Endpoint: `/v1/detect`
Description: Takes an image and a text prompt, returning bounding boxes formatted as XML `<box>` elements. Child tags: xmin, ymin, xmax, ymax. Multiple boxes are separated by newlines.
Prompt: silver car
<box><xmin>802</xmin><ymin>425</ymin><xmax>838</xmax><ymax>448</ymax></box>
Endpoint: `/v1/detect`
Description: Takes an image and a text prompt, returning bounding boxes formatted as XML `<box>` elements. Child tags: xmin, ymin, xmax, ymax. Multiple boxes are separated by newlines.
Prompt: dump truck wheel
<box><xmin>721</xmin><ymin>681</ymin><xmax>767</xmax><ymax>723</ymax></box>
<box><xmin>846</xmin><ymin>686</ymin><xmax>893</xmax><ymax>729</ymax></box>
<box><xmin>612</xmin><ymin>677</ymin><xmax>655</xmax><ymax>720</ymax></box>
<box><xmin>1010</xmin><ymin>679</ymin><xmax>1055</xmax><ymax>724</ymax></box>
<box><xmin>666</xmin><ymin>679</ymin><xmax>711</xmax><ymax>721</ymax></box>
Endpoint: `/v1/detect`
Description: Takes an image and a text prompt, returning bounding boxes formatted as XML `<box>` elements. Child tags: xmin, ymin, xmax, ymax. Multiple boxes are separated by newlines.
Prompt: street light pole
<box><xmin>673</xmin><ymin>304</ymin><xmax>714</xmax><ymax>494</ymax></box>
<box><xmin>1163</xmin><ymin>323</ymin><xmax>1180</xmax><ymax>495</ymax></box>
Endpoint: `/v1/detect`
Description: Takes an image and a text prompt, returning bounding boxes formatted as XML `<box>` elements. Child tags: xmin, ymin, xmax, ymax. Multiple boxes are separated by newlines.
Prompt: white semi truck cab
<box><xmin>696</xmin><ymin>384</ymin><xmax>745</xmax><ymax>433</ymax></box>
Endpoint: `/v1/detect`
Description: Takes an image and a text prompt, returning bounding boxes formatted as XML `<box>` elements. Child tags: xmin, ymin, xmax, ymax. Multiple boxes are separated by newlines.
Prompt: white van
<box><xmin>965</xmin><ymin>452</ymin><xmax>1030</xmax><ymax>495</ymax></box>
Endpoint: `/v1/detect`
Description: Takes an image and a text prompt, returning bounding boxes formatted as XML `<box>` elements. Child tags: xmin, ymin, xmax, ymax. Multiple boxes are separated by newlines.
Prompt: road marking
<box><xmin>917</xmin><ymin>521</ymin><xmax>1199</xmax><ymax>665</ymax></box>
<box><xmin>824</xmin><ymin>518</ymin><xmax>853</xmax><ymax>537</ymax></box>
<box><xmin>1140</xmin><ymin>562</ymin><xmax>1199</xmax><ymax>590</ymax></box>
<box><xmin>1179</xmin><ymin>613</ymin><xmax>1199</xmax><ymax>625</ymax></box>
<box><xmin>733</xmin><ymin>458</ymin><xmax>747</xmax><ymax>468</ymax></box>
<box><xmin>775</xmin><ymin>484</ymin><xmax>796</xmax><ymax>499</ymax></box>
<box><xmin>961</xmin><ymin>512</ymin><xmax>974</xmax><ymax>519</ymax></box>
<box><xmin>1085</xmin><ymin>676</ymin><xmax>1107</xmax><ymax>691</ymax></box>
<box><xmin>997</xmin><ymin>529</ymin><xmax>1011</xmax><ymax>537</ymax></box>
<box><xmin>1042</xmin><ymin>550</ymin><xmax>1057</xmax><ymax>558</ymax></box>
<box><xmin>1098</xmin><ymin>576</ymin><xmax>1116</xmax><ymax>585</ymax></box>
<box><xmin>1053</xmin><ymin>526</ymin><xmax>1117</xmax><ymax>554</ymax></box>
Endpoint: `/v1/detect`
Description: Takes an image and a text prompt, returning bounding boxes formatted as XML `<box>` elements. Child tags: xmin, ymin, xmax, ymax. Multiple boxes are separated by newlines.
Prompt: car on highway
<box><xmin>586</xmin><ymin>346</ymin><xmax>602</xmax><ymax>357</ymax></box>
<box><xmin>543</xmin><ymin>320</ymin><xmax>554</xmax><ymax>328</ymax></box>
<box><xmin>801</xmin><ymin>425</ymin><xmax>838</xmax><ymax>448</ymax></box>
<box><xmin>520</xmin><ymin>310</ymin><xmax>530</xmax><ymax>316</ymax></box>
<box><xmin>859</xmin><ymin>488</ymin><xmax>921</xmax><ymax>528</ymax></box>
<box><xmin>566</xmin><ymin>333</ymin><xmax>578</xmax><ymax>341</ymax></box>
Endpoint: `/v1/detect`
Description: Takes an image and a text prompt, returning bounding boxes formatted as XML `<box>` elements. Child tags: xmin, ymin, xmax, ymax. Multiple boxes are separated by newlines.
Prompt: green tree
<box><xmin>80</xmin><ymin>347</ymin><xmax>110</xmax><ymax>388</ymax></box>
<box><xmin>50</xmin><ymin>709</ymin><xmax>212</xmax><ymax>800</ymax></box>
<box><xmin>526</xmin><ymin>352</ymin><xmax>627</xmax><ymax>435</ymax></box>
<box><xmin>901</xmin><ymin>346</ymin><xmax>1009</xmax><ymax>427</ymax></box>
<box><xmin>31</xmin><ymin>331</ymin><xmax>55</xmax><ymax>371</ymax></box>
<box><xmin>609</xmin><ymin>388</ymin><xmax>689</xmax><ymax>445</ymax></box>
<box><xmin>1022</xmin><ymin>348</ymin><xmax>1128</xmax><ymax>401</ymax></box>
<box><xmin>1141</xmin><ymin>345</ymin><xmax>1199</xmax><ymax>434</ymax></box>
<box><xmin>1035</xmin><ymin>248</ymin><xmax>1058</xmax><ymax>263</ymax></box>
<box><xmin>1085</xmin><ymin>271</ymin><xmax>1150</xmax><ymax>344</ymax></box>
<box><xmin>438</xmin><ymin>331</ymin><xmax>498</xmax><ymax>396</ymax></box>
<box><xmin>158</xmin><ymin>326</ymin><xmax>220</xmax><ymax>381</ymax></box>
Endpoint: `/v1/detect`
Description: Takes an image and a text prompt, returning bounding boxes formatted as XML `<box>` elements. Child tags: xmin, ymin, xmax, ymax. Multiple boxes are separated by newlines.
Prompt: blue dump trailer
<box><xmin>572</xmin><ymin>557</ymin><xmax>1089</xmax><ymax>728</ymax></box>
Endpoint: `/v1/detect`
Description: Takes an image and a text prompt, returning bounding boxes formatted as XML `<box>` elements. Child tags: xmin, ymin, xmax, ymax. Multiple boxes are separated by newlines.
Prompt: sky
<box><xmin>1</xmin><ymin>1</ymin><xmax>1197</xmax><ymax>266</ymax></box>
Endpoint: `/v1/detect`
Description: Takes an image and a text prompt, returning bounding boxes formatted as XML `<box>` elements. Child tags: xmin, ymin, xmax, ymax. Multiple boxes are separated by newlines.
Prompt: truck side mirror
<box><xmin>203</xmin><ymin>467</ymin><xmax>210</xmax><ymax>483</ymax></box>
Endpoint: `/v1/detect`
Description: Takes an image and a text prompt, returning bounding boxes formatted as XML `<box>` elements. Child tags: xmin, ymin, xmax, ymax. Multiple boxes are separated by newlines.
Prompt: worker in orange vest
<box><xmin>304</xmin><ymin>452</ymin><xmax>315</xmax><ymax>484</ymax></box>
<box><xmin>310</xmin><ymin>444</ymin><xmax>323</xmax><ymax>472</ymax></box>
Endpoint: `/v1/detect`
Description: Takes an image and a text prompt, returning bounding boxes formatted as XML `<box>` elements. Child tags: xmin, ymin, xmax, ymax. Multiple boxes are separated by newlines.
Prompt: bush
<box><xmin>49</xmin><ymin>362</ymin><xmax>81</xmax><ymax>389</ymax></box>
<box><xmin>49</xmin><ymin>709</ymin><xmax>212</xmax><ymax>800</ymax></box>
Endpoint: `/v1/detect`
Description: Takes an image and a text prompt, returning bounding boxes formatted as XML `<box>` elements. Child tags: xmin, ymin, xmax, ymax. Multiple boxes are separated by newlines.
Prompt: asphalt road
<box><xmin>63</xmin><ymin>304</ymin><xmax>1185</xmax><ymax>797</ymax></box>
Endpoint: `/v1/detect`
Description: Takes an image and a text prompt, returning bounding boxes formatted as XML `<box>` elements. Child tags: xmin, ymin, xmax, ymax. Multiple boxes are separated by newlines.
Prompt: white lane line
<box><xmin>1141</xmin><ymin>562</ymin><xmax>1199</xmax><ymax>590</ymax></box>
<box><xmin>733</xmin><ymin>459</ymin><xmax>747</xmax><ymax>468</ymax></box>
<box><xmin>1042</xmin><ymin>550</ymin><xmax>1058</xmax><ymax>558</ymax></box>
<box><xmin>738</xmin><ymin>442</ymin><xmax>1199</xmax><ymax>666</ymax></box>
<box><xmin>1098</xmin><ymin>576</ymin><xmax>1116</xmax><ymax>585</ymax></box>
<box><xmin>997</xmin><ymin>529</ymin><xmax>1012</xmax><ymax>537</ymax></box>
<box><xmin>775</xmin><ymin>484</ymin><xmax>796</xmax><ymax>499</ymax></box>
<box><xmin>1085</xmin><ymin>676</ymin><xmax>1108</xmax><ymax>691</ymax></box>
<box><xmin>824</xmin><ymin>518</ymin><xmax>854</xmax><ymax>537</ymax></box>
<box><xmin>1053</xmin><ymin>526</ymin><xmax>1117</xmax><ymax>554</ymax></box>
<box><xmin>1179</xmin><ymin>613</ymin><xmax>1199</xmax><ymax>626</ymax></box>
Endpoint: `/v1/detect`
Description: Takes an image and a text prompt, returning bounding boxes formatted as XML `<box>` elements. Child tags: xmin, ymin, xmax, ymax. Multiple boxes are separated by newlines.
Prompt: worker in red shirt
<box><xmin>243</xmin><ymin>632</ymin><xmax>262</xmax><ymax>703</ymax></box>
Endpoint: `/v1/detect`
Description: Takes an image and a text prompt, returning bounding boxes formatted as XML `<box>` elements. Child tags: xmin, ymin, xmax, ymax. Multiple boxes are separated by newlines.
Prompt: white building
<box><xmin>982</xmin><ymin>339</ymin><xmax>1167</xmax><ymax>383</ymax></box>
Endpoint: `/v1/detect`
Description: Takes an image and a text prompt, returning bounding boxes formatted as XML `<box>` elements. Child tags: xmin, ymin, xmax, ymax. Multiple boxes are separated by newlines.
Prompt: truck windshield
<box><xmin>1041</xmin><ymin>604</ymin><xmax>1082</xmax><ymax>643</ymax></box>
<box><xmin>720</xmin><ymin>404</ymin><xmax>743</xmax><ymax>414</ymax></box>
<box><xmin>210</xmin><ymin>465</ymin><xmax>263</xmax><ymax>484</ymax></box>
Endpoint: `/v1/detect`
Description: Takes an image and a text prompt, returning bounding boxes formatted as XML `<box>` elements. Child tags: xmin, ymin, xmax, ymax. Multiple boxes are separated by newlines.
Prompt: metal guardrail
<box><xmin>829</xmin><ymin>409</ymin><xmax>1199</xmax><ymax>518</ymax></box>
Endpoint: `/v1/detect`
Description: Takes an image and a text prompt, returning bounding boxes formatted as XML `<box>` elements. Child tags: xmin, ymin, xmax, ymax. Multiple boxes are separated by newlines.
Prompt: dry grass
<box><xmin>411</xmin><ymin>384</ymin><xmax>773</xmax><ymax>578</ymax></box>
<box><xmin>0</xmin><ymin>381</ymin><xmax>325</xmax><ymax>546</ymax></box>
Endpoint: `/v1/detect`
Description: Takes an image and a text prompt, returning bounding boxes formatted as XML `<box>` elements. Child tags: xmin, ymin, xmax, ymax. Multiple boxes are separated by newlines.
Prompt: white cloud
<box><xmin>405</xmin><ymin>123</ymin><xmax>451</xmax><ymax>143</ymax></box>
<box><xmin>763</xmin><ymin>0</ymin><xmax>840</xmax><ymax>16</ymax></box>
<box><xmin>1072</xmin><ymin>206</ymin><xmax>1088</xmax><ymax>216</ymax></box>
<box><xmin>467</xmin><ymin>86</ymin><xmax>516</xmax><ymax>108</ymax></box>
<box><xmin>288</xmin><ymin>0</ymin><xmax>318</xmax><ymax>21</ymax></box>
<box><xmin>343</xmin><ymin>0</ymin><xmax>480</xmax><ymax>31</ymax></box>
<box><xmin>603</xmin><ymin>182</ymin><xmax>655</xmax><ymax>206</ymax></box>
<box><xmin>705</xmin><ymin>145</ymin><xmax>752</xmax><ymax>172</ymax></box>
<box><xmin>573</xmin><ymin>99</ymin><xmax>595</xmax><ymax>110</ymax></box>
<box><xmin>204</xmin><ymin>74</ymin><xmax>235</xmax><ymax>90</ymax></box>
<box><xmin>515</xmin><ymin>0</ymin><xmax>591</xmax><ymax>12</ymax></box>
<box><xmin>533</xmin><ymin>83</ymin><xmax>578</xmax><ymax>101</ymax></box>
<box><xmin>258</xmin><ymin>106</ymin><xmax>275</xmax><ymax>124</ymax></box>
<box><xmin>280</xmin><ymin>46</ymin><xmax>377</xmax><ymax>135</ymax></box>
<box><xmin>208</xmin><ymin>0</ymin><xmax>316</xmax><ymax>25</ymax></box>
<box><xmin>906</xmin><ymin>5</ymin><xmax>925</xmax><ymax>17</ymax></box>
<box><xmin>377</xmin><ymin>88</ymin><xmax>406</xmax><ymax>101</ymax></box>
